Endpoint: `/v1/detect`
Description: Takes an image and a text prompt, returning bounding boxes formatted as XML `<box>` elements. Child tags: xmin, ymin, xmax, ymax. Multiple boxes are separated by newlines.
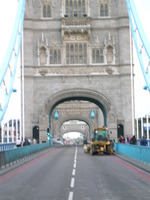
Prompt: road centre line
<box><xmin>68</xmin><ymin>147</ymin><xmax>77</xmax><ymax>200</ymax></box>
<box><xmin>72</xmin><ymin>168</ymin><xmax>76</xmax><ymax>176</ymax></box>
<box><xmin>73</xmin><ymin>163</ymin><xmax>76</xmax><ymax>168</ymax></box>
<box><xmin>70</xmin><ymin>177</ymin><xmax>75</xmax><ymax>188</ymax></box>
<box><xmin>68</xmin><ymin>191</ymin><xmax>73</xmax><ymax>200</ymax></box>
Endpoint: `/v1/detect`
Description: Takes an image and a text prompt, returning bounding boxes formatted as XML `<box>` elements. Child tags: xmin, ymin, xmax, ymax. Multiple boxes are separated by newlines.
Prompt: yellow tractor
<box><xmin>83</xmin><ymin>127</ymin><xmax>113</xmax><ymax>155</ymax></box>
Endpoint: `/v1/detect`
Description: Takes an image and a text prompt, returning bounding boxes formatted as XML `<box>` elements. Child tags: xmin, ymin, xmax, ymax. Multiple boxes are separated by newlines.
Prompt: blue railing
<box><xmin>137</xmin><ymin>139</ymin><xmax>150</xmax><ymax>147</ymax></box>
<box><xmin>0</xmin><ymin>143</ymin><xmax>16</xmax><ymax>152</ymax></box>
<box><xmin>114</xmin><ymin>143</ymin><xmax>150</xmax><ymax>164</ymax></box>
<box><xmin>0</xmin><ymin>143</ymin><xmax>50</xmax><ymax>169</ymax></box>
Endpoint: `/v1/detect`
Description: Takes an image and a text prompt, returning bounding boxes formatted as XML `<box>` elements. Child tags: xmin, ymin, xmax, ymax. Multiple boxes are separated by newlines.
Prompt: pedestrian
<box><xmin>23</xmin><ymin>137</ymin><xmax>30</xmax><ymax>146</ymax></box>
<box><xmin>130</xmin><ymin>135</ymin><xmax>137</xmax><ymax>145</ymax></box>
<box><xmin>33</xmin><ymin>138</ymin><xmax>37</xmax><ymax>144</ymax></box>
<box><xmin>140</xmin><ymin>136</ymin><xmax>147</xmax><ymax>146</ymax></box>
<box><xmin>119</xmin><ymin>135</ymin><xmax>124</xmax><ymax>143</ymax></box>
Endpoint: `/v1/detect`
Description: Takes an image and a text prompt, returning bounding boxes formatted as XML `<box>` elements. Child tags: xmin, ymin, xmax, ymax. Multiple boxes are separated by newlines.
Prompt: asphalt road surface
<box><xmin>0</xmin><ymin>146</ymin><xmax>150</xmax><ymax>200</ymax></box>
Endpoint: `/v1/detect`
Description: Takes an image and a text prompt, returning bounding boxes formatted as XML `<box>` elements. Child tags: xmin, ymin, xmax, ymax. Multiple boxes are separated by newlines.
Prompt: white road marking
<box><xmin>73</xmin><ymin>163</ymin><xmax>76</xmax><ymax>168</ymax></box>
<box><xmin>72</xmin><ymin>168</ymin><xmax>76</xmax><ymax>176</ymax></box>
<box><xmin>70</xmin><ymin>177</ymin><xmax>75</xmax><ymax>188</ymax></box>
<box><xmin>68</xmin><ymin>147</ymin><xmax>78</xmax><ymax>200</ymax></box>
<box><xmin>68</xmin><ymin>191</ymin><xmax>73</xmax><ymax>200</ymax></box>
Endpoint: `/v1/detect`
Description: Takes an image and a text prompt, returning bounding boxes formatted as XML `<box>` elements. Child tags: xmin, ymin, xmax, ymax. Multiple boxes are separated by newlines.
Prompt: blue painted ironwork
<box><xmin>0</xmin><ymin>143</ymin><xmax>16</xmax><ymax>152</ymax></box>
<box><xmin>126</xmin><ymin>0</ymin><xmax>150</xmax><ymax>91</ymax></box>
<box><xmin>114</xmin><ymin>143</ymin><xmax>150</xmax><ymax>164</ymax></box>
<box><xmin>0</xmin><ymin>0</ymin><xmax>26</xmax><ymax>123</ymax></box>
<box><xmin>90</xmin><ymin>109</ymin><xmax>95</xmax><ymax>119</ymax></box>
<box><xmin>54</xmin><ymin>110</ymin><xmax>59</xmax><ymax>120</ymax></box>
<box><xmin>0</xmin><ymin>143</ymin><xmax>50</xmax><ymax>168</ymax></box>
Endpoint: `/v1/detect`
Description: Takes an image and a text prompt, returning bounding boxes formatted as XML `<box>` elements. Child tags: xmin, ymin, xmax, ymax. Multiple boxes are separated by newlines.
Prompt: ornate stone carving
<box><xmin>104</xmin><ymin>32</ymin><xmax>116</xmax><ymax>65</ymax></box>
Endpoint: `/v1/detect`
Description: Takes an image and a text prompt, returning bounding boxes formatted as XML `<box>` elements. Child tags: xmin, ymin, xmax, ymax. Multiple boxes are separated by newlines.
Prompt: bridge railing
<box><xmin>0</xmin><ymin>143</ymin><xmax>16</xmax><ymax>152</ymax></box>
<box><xmin>114</xmin><ymin>143</ymin><xmax>150</xmax><ymax>164</ymax></box>
<box><xmin>0</xmin><ymin>142</ymin><xmax>50</xmax><ymax>169</ymax></box>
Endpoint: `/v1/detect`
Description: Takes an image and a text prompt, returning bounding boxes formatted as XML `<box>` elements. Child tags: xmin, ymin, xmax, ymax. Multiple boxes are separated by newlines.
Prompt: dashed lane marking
<box><xmin>70</xmin><ymin>177</ymin><xmax>75</xmax><ymax>188</ymax></box>
<box><xmin>72</xmin><ymin>168</ymin><xmax>76</xmax><ymax>176</ymax></box>
<box><xmin>68</xmin><ymin>191</ymin><xmax>73</xmax><ymax>200</ymax></box>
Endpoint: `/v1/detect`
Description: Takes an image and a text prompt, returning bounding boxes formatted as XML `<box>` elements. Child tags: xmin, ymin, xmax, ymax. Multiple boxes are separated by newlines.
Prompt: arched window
<box><xmin>42</xmin><ymin>3</ymin><xmax>52</xmax><ymax>18</ymax></box>
<box><xmin>105</xmin><ymin>4</ymin><xmax>108</xmax><ymax>16</ymax></box>
<box><xmin>75</xmin><ymin>44</ymin><xmax>78</xmax><ymax>63</ymax></box>
<box><xmin>70</xmin><ymin>0</ymin><xmax>73</xmax><ymax>17</ymax></box>
<box><xmin>84</xmin><ymin>44</ymin><xmax>87</xmax><ymax>63</ymax></box>
<box><xmin>78</xmin><ymin>0</ymin><xmax>81</xmax><ymax>17</ymax></box>
<box><xmin>54</xmin><ymin>50</ymin><xmax>57</xmax><ymax>64</ymax></box>
<box><xmin>47</xmin><ymin>5</ymin><xmax>51</xmax><ymax>18</ymax></box>
<box><xmin>107</xmin><ymin>46</ymin><xmax>113</xmax><ymax>64</ymax></box>
<box><xmin>65</xmin><ymin>0</ymin><xmax>87</xmax><ymax>18</ymax></box>
<box><xmin>117</xmin><ymin>124</ymin><xmax>124</xmax><ymax>139</ymax></box>
<box><xmin>92</xmin><ymin>49</ymin><xmax>96</xmax><ymax>63</ymax></box>
<box><xmin>96</xmin><ymin>49</ymin><xmax>99</xmax><ymax>63</ymax></box>
<box><xmin>70</xmin><ymin>44</ymin><xmax>74</xmax><ymax>64</ymax></box>
<box><xmin>50</xmin><ymin>49</ymin><xmax>61</xmax><ymax>64</ymax></box>
<box><xmin>66</xmin><ymin>43</ymin><xmax>87</xmax><ymax>64</ymax></box>
<box><xmin>43</xmin><ymin>6</ymin><xmax>46</xmax><ymax>18</ymax></box>
<box><xmin>100</xmin><ymin>2</ymin><xmax>109</xmax><ymax>17</ymax></box>
<box><xmin>40</xmin><ymin>47</ymin><xmax>47</xmax><ymax>65</ymax></box>
<box><xmin>100</xmin><ymin>49</ymin><xmax>104</xmax><ymax>63</ymax></box>
<box><xmin>74</xmin><ymin>0</ymin><xmax>77</xmax><ymax>17</ymax></box>
<box><xmin>92</xmin><ymin>48</ymin><xmax>104</xmax><ymax>64</ymax></box>
<box><xmin>66</xmin><ymin>44</ymin><xmax>69</xmax><ymax>64</ymax></box>
<box><xmin>66</xmin><ymin>0</ymin><xmax>69</xmax><ymax>16</ymax></box>
<box><xmin>100</xmin><ymin>5</ymin><xmax>104</xmax><ymax>16</ymax></box>
<box><xmin>79</xmin><ymin>44</ymin><xmax>83</xmax><ymax>64</ymax></box>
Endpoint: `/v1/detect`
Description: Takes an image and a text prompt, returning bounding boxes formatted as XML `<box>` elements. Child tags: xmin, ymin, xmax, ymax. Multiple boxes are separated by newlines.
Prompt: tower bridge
<box><xmin>3</xmin><ymin>0</ymin><xmax>149</xmax><ymax>143</ymax></box>
<box><xmin>24</xmin><ymin>0</ymin><xmax>133</xmax><ymax>142</ymax></box>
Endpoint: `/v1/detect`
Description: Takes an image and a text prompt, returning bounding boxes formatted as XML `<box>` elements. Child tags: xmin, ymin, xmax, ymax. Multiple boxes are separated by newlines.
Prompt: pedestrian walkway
<box><xmin>114</xmin><ymin>152</ymin><xmax>150</xmax><ymax>173</ymax></box>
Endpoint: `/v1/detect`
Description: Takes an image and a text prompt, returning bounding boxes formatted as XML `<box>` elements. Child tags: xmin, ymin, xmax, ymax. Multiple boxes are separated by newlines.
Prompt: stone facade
<box><xmin>23</xmin><ymin>0</ymin><xmax>134</xmax><ymax>142</ymax></box>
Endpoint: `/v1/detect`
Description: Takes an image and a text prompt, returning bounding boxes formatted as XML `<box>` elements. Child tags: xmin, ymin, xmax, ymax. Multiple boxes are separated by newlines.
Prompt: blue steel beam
<box><xmin>0</xmin><ymin>0</ymin><xmax>26</xmax><ymax>123</ymax></box>
<box><xmin>126</xmin><ymin>0</ymin><xmax>150</xmax><ymax>91</ymax></box>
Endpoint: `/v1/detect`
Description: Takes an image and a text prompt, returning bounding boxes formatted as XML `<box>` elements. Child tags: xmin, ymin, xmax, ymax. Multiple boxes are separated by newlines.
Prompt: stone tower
<box><xmin>23</xmin><ymin>0</ymin><xmax>134</xmax><ymax>142</ymax></box>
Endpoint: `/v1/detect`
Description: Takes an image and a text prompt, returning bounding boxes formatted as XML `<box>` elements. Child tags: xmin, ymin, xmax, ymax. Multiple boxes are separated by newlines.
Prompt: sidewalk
<box><xmin>114</xmin><ymin>151</ymin><xmax>150</xmax><ymax>173</ymax></box>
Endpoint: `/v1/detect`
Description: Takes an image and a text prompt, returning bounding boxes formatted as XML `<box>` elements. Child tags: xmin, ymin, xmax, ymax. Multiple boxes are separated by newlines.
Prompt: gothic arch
<box><xmin>44</xmin><ymin>89</ymin><xmax>115</xmax><ymax>130</ymax></box>
<box><xmin>54</xmin><ymin>114</ymin><xmax>94</xmax><ymax>139</ymax></box>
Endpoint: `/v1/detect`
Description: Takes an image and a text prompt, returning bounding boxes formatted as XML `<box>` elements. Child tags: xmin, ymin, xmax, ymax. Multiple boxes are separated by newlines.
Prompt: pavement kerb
<box><xmin>113</xmin><ymin>151</ymin><xmax>150</xmax><ymax>174</ymax></box>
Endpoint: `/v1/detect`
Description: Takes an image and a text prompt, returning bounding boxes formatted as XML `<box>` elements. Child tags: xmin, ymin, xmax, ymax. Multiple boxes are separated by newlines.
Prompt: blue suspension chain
<box><xmin>126</xmin><ymin>0</ymin><xmax>150</xmax><ymax>91</ymax></box>
<box><xmin>0</xmin><ymin>0</ymin><xmax>26</xmax><ymax>123</ymax></box>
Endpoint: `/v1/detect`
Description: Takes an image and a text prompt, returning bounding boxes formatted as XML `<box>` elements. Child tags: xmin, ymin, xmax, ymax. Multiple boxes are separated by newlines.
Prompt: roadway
<box><xmin>0</xmin><ymin>146</ymin><xmax>150</xmax><ymax>200</ymax></box>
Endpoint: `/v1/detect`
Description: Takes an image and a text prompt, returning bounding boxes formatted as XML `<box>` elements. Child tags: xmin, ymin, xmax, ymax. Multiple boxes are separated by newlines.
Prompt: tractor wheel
<box><xmin>90</xmin><ymin>146</ymin><xmax>94</xmax><ymax>155</ymax></box>
<box><xmin>107</xmin><ymin>145</ymin><xmax>111</xmax><ymax>155</ymax></box>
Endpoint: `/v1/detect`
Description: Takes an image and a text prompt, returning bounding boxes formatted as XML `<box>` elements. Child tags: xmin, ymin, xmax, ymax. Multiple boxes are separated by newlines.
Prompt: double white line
<box><xmin>68</xmin><ymin>146</ymin><xmax>78</xmax><ymax>200</ymax></box>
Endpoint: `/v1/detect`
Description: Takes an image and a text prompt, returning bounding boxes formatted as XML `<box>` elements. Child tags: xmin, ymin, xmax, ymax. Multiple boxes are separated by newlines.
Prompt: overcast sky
<box><xmin>0</xmin><ymin>0</ymin><xmax>150</xmax><ymax>122</ymax></box>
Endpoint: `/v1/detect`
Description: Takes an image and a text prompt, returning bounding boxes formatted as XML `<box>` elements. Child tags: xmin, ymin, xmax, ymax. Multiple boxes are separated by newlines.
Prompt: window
<box><xmin>42</xmin><ymin>3</ymin><xmax>52</xmax><ymax>18</ymax></box>
<box><xmin>92</xmin><ymin>48</ymin><xmax>104</xmax><ymax>64</ymax></box>
<box><xmin>100</xmin><ymin>3</ymin><xmax>108</xmax><ymax>17</ymax></box>
<box><xmin>65</xmin><ymin>0</ymin><xmax>87</xmax><ymax>18</ymax></box>
<box><xmin>50</xmin><ymin>49</ymin><xmax>61</xmax><ymax>64</ymax></box>
<box><xmin>66</xmin><ymin>43</ymin><xmax>87</xmax><ymax>64</ymax></box>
